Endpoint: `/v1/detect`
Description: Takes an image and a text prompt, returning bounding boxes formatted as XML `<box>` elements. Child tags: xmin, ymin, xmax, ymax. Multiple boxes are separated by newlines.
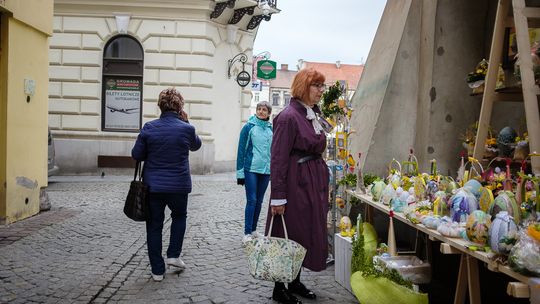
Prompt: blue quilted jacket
<box><xmin>236</xmin><ymin>115</ymin><xmax>272</xmax><ymax>179</ymax></box>
<box><xmin>131</xmin><ymin>111</ymin><xmax>202</xmax><ymax>193</ymax></box>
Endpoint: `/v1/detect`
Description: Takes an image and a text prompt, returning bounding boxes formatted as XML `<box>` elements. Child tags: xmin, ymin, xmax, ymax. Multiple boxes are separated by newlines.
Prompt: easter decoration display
<box><xmin>497</xmin><ymin>126</ymin><xmax>517</xmax><ymax>157</ymax></box>
<box><xmin>449</xmin><ymin>188</ymin><xmax>478</xmax><ymax>223</ymax></box>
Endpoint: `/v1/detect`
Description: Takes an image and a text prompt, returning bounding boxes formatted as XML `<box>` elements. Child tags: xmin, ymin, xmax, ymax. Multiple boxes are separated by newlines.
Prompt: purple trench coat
<box><xmin>265</xmin><ymin>98</ymin><xmax>329</xmax><ymax>271</ymax></box>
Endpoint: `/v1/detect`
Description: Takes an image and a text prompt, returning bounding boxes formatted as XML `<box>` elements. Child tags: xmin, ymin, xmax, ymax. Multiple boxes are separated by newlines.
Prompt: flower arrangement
<box><xmin>320</xmin><ymin>81</ymin><xmax>345</xmax><ymax>118</ymax></box>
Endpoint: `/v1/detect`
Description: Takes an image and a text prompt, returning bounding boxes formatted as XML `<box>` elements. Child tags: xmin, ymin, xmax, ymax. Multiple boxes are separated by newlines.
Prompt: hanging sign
<box><xmin>237</xmin><ymin>71</ymin><xmax>251</xmax><ymax>87</ymax></box>
<box><xmin>257</xmin><ymin>60</ymin><xmax>277</xmax><ymax>80</ymax></box>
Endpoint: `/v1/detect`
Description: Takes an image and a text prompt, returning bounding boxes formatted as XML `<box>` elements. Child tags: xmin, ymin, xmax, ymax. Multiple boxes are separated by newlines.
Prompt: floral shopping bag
<box><xmin>244</xmin><ymin>215</ymin><xmax>306</xmax><ymax>283</ymax></box>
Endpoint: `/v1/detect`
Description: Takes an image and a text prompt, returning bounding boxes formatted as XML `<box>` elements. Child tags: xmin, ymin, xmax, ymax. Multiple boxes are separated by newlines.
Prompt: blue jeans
<box><xmin>244</xmin><ymin>171</ymin><xmax>270</xmax><ymax>235</ymax></box>
<box><xmin>146</xmin><ymin>192</ymin><xmax>188</xmax><ymax>275</ymax></box>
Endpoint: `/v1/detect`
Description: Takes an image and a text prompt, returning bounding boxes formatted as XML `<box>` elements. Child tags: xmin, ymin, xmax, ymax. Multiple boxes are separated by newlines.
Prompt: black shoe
<box><xmin>288</xmin><ymin>281</ymin><xmax>316</xmax><ymax>300</ymax></box>
<box><xmin>272</xmin><ymin>286</ymin><xmax>302</xmax><ymax>304</ymax></box>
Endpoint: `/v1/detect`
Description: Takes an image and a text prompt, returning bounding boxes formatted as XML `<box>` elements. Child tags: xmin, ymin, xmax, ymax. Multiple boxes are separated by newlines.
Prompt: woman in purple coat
<box><xmin>266</xmin><ymin>68</ymin><xmax>329</xmax><ymax>304</ymax></box>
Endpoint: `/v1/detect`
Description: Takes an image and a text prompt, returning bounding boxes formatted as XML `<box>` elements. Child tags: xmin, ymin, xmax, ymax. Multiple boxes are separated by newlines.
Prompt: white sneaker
<box><xmin>251</xmin><ymin>231</ymin><xmax>264</xmax><ymax>239</ymax></box>
<box><xmin>166</xmin><ymin>257</ymin><xmax>186</xmax><ymax>270</ymax></box>
<box><xmin>151</xmin><ymin>273</ymin><xmax>164</xmax><ymax>282</ymax></box>
<box><xmin>242</xmin><ymin>234</ymin><xmax>253</xmax><ymax>245</ymax></box>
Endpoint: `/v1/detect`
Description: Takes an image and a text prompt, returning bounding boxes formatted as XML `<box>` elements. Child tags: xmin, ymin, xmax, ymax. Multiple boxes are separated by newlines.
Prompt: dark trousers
<box><xmin>146</xmin><ymin>192</ymin><xmax>188</xmax><ymax>275</ymax></box>
<box><xmin>244</xmin><ymin>171</ymin><xmax>270</xmax><ymax>235</ymax></box>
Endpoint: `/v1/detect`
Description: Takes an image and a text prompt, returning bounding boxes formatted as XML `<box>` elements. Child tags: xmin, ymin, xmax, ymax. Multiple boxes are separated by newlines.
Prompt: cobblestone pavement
<box><xmin>0</xmin><ymin>173</ymin><xmax>357</xmax><ymax>304</ymax></box>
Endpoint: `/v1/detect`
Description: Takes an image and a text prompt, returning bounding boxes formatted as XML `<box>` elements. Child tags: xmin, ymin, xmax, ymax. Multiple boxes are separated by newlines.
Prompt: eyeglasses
<box><xmin>311</xmin><ymin>83</ymin><xmax>326</xmax><ymax>91</ymax></box>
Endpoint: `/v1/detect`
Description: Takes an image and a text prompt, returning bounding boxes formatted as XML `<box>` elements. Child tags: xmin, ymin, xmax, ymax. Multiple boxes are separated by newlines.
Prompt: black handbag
<box><xmin>123</xmin><ymin>161</ymin><xmax>149</xmax><ymax>221</ymax></box>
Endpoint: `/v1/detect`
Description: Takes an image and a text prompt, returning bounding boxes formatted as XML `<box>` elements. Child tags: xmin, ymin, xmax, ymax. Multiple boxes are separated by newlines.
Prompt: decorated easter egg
<box><xmin>413</xmin><ymin>176</ymin><xmax>426</xmax><ymax>200</ymax></box>
<box><xmin>390</xmin><ymin>198</ymin><xmax>406</xmax><ymax>212</ymax></box>
<box><xmin>466</xmin><ymin>210</ymin><xmax>491</xmax><ymax>245</ymax></box>
<box><xmin>464</xmin><ymin>179</ymin><xmax>482</xmax><ymax>200</ymax></box>
<box><xmin>446</xmin><ymin>180</ymin><xmax>459</xmax><ymax>195</ymax></box>
<box><xmin>422</xmin><ymin>215</ymin><xmax>442</xmax><ymax>229</ymax></box>
<box><xmin>489</xmin><ymin>211</ymin><xmax>518</xmax><ymax>254</ymax></box>
<box><xmin>450</xmin><ymin>189</ymin><xmax>478</xmax><ymax>223</ymax></box>
<box><xmin>478</xmin><ymin>187</ymin><xmax>494</xmax><ymax>212</ymax></box>
<box><xmin>339</xmin><ymin>216</ymin><xmax>352</xmax><ymax>233</ymax></box>
<box><xmin>371</xmin><ymin>181</ymin><xmax>386</xmax><ymax>202</ymax></box>
<box><xmin>497</xmin><ymin>126</ymin><xmax>517</xmax><ymax>157</ymax></box>
<box><xmin>395</xmin><ymin>187</ymin><xmax>404</xmax><ymax>196</ymax></box>
<box><xmin>437</xmin><ymin>217</ymin><xmax>465</xmax><ymax>238</ymax></box>
<box><xmin>399</xmin><ymin>191</ymin><xmax>410</xmax><ymax>203</ymax></box>
<box><xmin>426</xmin><ymin>180</ymin><xmax>439</xmax><ymax>201</ymax></box>
<box><xmin>389</xmin><ymin>174</ymin><xmax>401</xmax><ymax>190</ymax></box>
<box><xmin>381</xmin><ymin>184</ymin><xmax>396</xmax><ymax>205</ymax></box>
<box><xmin>488</xmin><ymin>191</ymin><xmax>521</xmax><ymax>224</ymax></box>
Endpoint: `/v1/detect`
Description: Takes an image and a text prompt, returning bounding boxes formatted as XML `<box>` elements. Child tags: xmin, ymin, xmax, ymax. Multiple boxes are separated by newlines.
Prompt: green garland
<box><xmin>320</xmin><ymin>81</ymin><xmax>345</xmax><ymax>118</ymax></box>
<box><xmin>351</xmin><ymin>223</ymin><xmax>413</xmax><ymax>289</ymax></box>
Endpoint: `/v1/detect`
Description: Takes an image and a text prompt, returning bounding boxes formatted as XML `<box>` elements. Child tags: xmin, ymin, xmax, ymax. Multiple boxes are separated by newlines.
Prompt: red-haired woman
<box><xmin>265</xmin><ymin>68</ymin><xmax>329</xmax><ymax>304</ymax></box>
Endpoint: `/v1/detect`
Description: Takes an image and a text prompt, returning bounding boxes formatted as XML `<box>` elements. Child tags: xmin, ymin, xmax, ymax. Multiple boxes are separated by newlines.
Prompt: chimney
<box><xmin>281</xmin><ymin>64</ymin><xmax>288</xmax><ymax>71</ymax></box>
<box><xmin>336</xmin><ymin>60</ymin><xmax>341</xmax><ymax>68</ymax></box>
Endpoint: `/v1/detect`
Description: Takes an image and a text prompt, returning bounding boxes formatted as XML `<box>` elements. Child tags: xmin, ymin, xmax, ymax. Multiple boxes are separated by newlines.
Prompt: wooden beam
<box><xmin>507</xmin><ymin>282</ymin><xmax>530</xmax><ymax>298</ymax></box>
<box><xmin>454</xmin><ymin>254</ymin><xmax>468</xmax><ymax>304</ymax></box>
<box><xmin>440</xmin><ymin>242</ymin><xmax>461</xmax><ymax>254</ymax></box>
<box><xmin>467</xmin><ymin>256</ymin><xmax>481</xmax><ymax>304</ymax></box>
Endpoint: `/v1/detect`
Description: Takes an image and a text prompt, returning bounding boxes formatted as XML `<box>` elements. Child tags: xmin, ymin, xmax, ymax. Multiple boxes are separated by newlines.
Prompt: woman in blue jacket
<box><xmin>237</xmin><ymin>101</ymin><xmax>273</xmax><ymax>243</ymax></box>
<box><xmin>132</xmin><ymin>88</ymin><xmax>202</xmax><ymax>282</ymax></box>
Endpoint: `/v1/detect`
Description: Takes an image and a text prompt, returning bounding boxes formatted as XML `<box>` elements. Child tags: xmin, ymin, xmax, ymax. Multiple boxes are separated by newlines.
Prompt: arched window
<box><xmin>101</xmin><ymin>35</ymin><xmax>144</xmax><ymax>132</ymax></box>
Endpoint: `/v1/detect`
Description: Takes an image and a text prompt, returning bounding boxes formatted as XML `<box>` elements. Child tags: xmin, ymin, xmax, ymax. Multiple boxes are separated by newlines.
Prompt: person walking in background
<box><xmin>132</xmin><ymin>88</ymin><xmax>202</xmax><ymax>282</ymax></box>
<box><xmin>236</xmin><ymin>101</ymin><xmax>273</xmax><ymax>244</ymax></box>
<box><xmin>266</xmin><ymin>69</ymin><xmax>329</xmax><ymax>304</ymax></box>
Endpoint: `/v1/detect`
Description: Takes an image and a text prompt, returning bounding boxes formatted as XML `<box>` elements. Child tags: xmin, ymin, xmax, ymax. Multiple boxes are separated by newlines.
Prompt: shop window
<box><xmin>272</xmin><ymin>92</ymin><xmax>280</xmax><ymax>106</ymax></box>
<box><xmin>102</xmin><ymin>35</ymin><xmax>144</xmax><ymax>132</ymax></box>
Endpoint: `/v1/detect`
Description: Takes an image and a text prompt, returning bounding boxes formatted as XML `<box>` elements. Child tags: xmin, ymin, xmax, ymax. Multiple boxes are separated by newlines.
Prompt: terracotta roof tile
<box><xmin>303</xmin><ymin>62</ymin><xmax>363</xmax><ymax>89</ymax></box>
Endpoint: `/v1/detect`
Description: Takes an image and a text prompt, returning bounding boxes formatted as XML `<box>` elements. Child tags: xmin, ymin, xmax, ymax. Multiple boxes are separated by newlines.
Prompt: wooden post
<box><xmin>454</xmin><ymin>254</ymin><xmax>468</xmax><ymax>304</ymax></box>
<box><xmin>467</xmin><ymin>256</ymin><xmax>481</xmax><ymax>304</ymax></box>
<box><xmin>513</xmin><ymin>0</ymin><xmax>540</xmax><ymax>174</ymax></box>
<box><xmin>473</xmin><ymin>0</ymin><xmax>510</xmax><ymax>162</ymax></box>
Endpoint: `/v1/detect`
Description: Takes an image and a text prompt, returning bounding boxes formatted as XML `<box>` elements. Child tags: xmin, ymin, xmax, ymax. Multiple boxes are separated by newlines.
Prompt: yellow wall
<box><xmin>0</xmin><ymin>1</ymin><xmax>52</xmax><ymax>224</ymax></box>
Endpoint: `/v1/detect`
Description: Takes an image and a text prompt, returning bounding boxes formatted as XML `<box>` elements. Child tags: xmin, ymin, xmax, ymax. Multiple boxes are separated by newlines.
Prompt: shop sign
<box><xmin>104</xmin><ymin>78</ymin><xmax>141</xmax><ymax>131</ymax></box>
<box><xmin>257</xmin><ymin>60</ymin><xmax>277</xmax><ymax>80</ymax></box>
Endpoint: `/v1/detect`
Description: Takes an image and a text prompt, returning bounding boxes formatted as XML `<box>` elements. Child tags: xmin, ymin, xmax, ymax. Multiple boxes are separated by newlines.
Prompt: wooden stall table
<box><xmin>345</xmin><ymin>190</ymin><xmax>538</xmax><ymax>304</ymax></box>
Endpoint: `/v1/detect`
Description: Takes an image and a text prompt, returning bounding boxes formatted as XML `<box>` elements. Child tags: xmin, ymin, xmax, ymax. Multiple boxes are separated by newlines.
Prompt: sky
<box><xmin>253</xmin><ymin>0</ymin><xmax>387</xmax><ymax>69</ymax></box>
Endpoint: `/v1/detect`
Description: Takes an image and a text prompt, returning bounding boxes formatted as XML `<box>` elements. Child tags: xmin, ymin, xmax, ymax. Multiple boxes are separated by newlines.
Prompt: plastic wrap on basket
<box><xmin>509</xmin><ymin>228</ymin><xmax>540</xmax><ymax>277</ymax></box>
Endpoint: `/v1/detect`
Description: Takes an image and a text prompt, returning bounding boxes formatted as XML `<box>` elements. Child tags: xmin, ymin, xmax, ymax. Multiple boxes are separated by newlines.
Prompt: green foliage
<box><xmin>338</xmin><ymin>173</ymin><xmax>357</xmax><ymax>188</ymax></box>
<box><xmin>350</xmin><ymin>196</ymin><xmax>360</xmax><ymax>206</ymax></box>
<box><xmin>320</xmin><ymin>81</ymin><xmax>345</xmax><ymax>118</ymax></box>
<box><xmin>363</xmin><ymin>173</ymin><xmax>382</xmax><ymax>187</ymax></box>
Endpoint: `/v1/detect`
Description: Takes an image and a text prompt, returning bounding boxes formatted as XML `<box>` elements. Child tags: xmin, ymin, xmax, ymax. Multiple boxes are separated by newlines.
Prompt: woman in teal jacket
<box><xmin>237</xmin><ymin>101</ymin><xmax>273</xmax><ymax>243</ymax></box>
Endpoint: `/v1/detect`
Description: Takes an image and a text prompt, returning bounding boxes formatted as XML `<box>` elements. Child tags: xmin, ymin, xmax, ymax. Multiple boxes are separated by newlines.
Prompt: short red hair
<box><xmin>290</xmin><ymin>68</ymin><xmax>325</xmax><ymax>102</ymax></box>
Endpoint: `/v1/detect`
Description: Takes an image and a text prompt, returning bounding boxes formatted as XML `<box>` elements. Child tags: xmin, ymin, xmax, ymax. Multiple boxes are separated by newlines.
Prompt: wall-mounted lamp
<box><xmin>228</xmin><ymin>53</ymin><xmax>251</xmax><ymax>87</ymax></box>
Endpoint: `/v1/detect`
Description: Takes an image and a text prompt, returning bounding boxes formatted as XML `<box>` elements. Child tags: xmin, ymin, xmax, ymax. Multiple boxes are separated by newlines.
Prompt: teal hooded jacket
<box><xmin>236</xmin><ymin>115</ymin><xmax>273</xmax><ymax>178</ymax></box>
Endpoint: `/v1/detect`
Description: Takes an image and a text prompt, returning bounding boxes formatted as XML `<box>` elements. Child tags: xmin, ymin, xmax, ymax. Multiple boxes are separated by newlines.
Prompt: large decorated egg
<box><xmin>450</xmin><ymin>189</ymin><xmax>478</xmax><ymax>223</ymax></box>
<box><xmin>371</xmin><ymin>181</ymin><xmax>386</xmax><ymax>202</ymax></box>
<box><xmin>497</xmin><ymin>126</ymin><xmax>517</xmax><ymax>157</ymax></box>
<box><xmin>488</xmin><ymin>191</ymin><xmax>521</xmax><ymax>224</ymax></box>
<box><xmin>489</xmin><ymin>211</ymin><xmax>518</xmax><ymax>254</ymax></box>
<box><xmin>466</xmin><ymin>210</ymin><xmax>491</xmax><ymax>245</ymax></box>
<box><xmin>478</xmin><ymin>187</ymin><xmax>494</xmax><ymax>212</ymax></box>
<box><xmin>413</xmin><ymin>176</ymin><xmax>426</xmax><ymax>200</ymax></box>
<box><xmin>464</xmin><ymin>179</ymin><xmax>482</xmax><ymax>200</ymax></box>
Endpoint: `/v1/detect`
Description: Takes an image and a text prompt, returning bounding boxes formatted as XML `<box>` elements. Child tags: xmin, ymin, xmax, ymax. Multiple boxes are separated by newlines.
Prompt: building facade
<box><xmin>0</xmin><ymin>0</ymin><xmax>54</xmax><ymax>224</ymax></box>
<box><xmin>50</xmin><ymin>0</ymin><xmax>278</xmax><ymax>174</ymax></box>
